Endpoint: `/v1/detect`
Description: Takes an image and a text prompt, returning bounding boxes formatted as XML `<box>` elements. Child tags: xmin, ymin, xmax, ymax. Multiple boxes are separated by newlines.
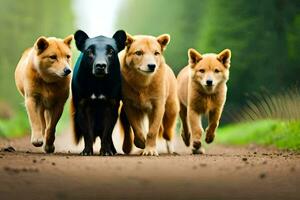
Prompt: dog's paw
<box><xmin>193</xmin><ymin>140</ymin><xmax>202</xmax><ymax>150</ymax></box>
<box><xmin>141</xmin><ymin>146</ymin><xmax>159</xmax><ymax>156</ymax></box>
<box><xmin>31</xmin><ymin>137</ymin><xmax>43</xmax><ymax>147</ymax></box>
<box><xmin>134</xmin><ymin>137</ymin><xmax>145</xmax><ymax>149</ymax></box>
<box><xmin>192</xmin><ymin>147</ymin><xmax>205</xmax><ymax>155</ymax></box>
<box><xmin>99</xmin><ymin>148</ymin><xmax>114</xmax><ymax>156</ymax></box>
<box><xmin>166</xmin><ymin>140</ymin><xmax>175</xmax><ymax>154</ymax></box>
<box><xmin>205</xmin><ymin>133</ymin><xmax>215</xmax><ymax>144</ymax></box>
<box><xmin>44</xmin><ymin>144</ymin><xmax>55</xmax><ymax>153</ymax></box>
<box><xmin>181</xmin><ymin>132</ymin><xmax>191</xmax><ymax>147</ymax></box>
<box><xmin>80</xmin><ymin>149</ymin><xmax>93</xmax><ymax>156</ymax></box>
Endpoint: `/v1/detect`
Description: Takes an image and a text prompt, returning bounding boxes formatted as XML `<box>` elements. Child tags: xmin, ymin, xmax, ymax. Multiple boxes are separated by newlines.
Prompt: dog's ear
<box><xmin>74</xmin><ymin>30</ymin><xmax>89</xmax><ymax>52</ymax></box>
<box><xmin>35</xmin><ymin>36</ymin><xmax>49</xmax><ymax>54</ymax></box>
<box><xmin>113</xmin><ymin>30</ymin><xmax>126</xmax><ymax>52</ymax></box>
<box><xmin>157</xmin><ymin>34</ymin><xmax>170</xmax><ymax>51</ymax></box>
<box><xmin>64</xmin><ymin>35</ymin><xmax>73</xmax><ymax>48</ymax></box>
<box><xmin>125</xmin><ymin>33</ymin><xmax>134</xmax><ymax>49</ymax></box>
<box><xmin>188</xmin><ymin>48</ymin><xmax>202</xmax><ymax>67</ymax></box>
<box><xmin>217</xmin><ymin>49</ymin><xmax>231</xmax><ymax>68</ymax></box>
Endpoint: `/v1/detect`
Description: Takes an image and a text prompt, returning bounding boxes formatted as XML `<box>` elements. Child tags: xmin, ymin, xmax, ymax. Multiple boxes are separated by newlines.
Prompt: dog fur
<box><xmin>177</xmin><ymin>48</ymin><xmax>231</xmax><ymax>154</ymax></box>
<box><xmin>120</xmin><ymin>33</ymin><xmax>179</xmax><ymax>156</ymax></box>
<box><xmin>71</xmin><ymin>30</ymin><xmax>126</xmax><ymax>156</ymax></box>
<box><xmin>15</xmin><ymin>35</ymin><xmax>73</xmax><ymax>153</ymax></box>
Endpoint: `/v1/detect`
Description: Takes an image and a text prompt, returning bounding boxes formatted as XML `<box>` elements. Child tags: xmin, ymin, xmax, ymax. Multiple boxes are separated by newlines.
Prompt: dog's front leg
<box><xmin>44</xmin><ymin>103</ymin><xmax>64</xmax><ymax>153</ymax></box>
<box><xmin>25</xmin><ymin>97</ymin><xmax>44</xmax><ymax>147</ymax></box>
<box><xmin>205</xmin><ymin>108</ymin><xmax>222</xmax><ymax>144</ymax></box>
<box><xmin>80</xmin><ymin>107</ymin><xmax>95</xmax><ymax>156</ymax></box>
<box><xmin>143</xmin><ymin>102</ymin><xmax>165</xmax><ymax>156</ymax></box>
<box><xmin>124</xmin><ymin>105</ymin><xmax>146</xmax><ymax>149</ymax></box>
<box><xmin>100</xmin><ymin>105</ymin><xmax>118</xmax><ymax>156</ymax></box>
<box><xmin>187</xmin><ymin>107</ymin><xmax>204</xmax><ymax>154</ymax></box>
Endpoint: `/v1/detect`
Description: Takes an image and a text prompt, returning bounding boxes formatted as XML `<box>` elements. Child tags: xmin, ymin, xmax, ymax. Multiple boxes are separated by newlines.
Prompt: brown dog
<box><xmin>15</xmin><ymin>35</ymin><xmax>73</xmax><ymax>153</ymax></box>
<box><xmin>120</xmin><ymin>33</ymin><xmax>179</xmax><ymax>156</ymax></box>
<box><xmin>177</xmin><ymin>48</ymin><xmax>231</xmax><ymax>154</ymax></box>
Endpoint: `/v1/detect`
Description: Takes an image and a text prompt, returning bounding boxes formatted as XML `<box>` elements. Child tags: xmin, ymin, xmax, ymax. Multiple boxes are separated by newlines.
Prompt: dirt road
<box><xmin>0</xmin><ymin>129</ymin><xmax>299</xmax><ymax>200</ymax></box>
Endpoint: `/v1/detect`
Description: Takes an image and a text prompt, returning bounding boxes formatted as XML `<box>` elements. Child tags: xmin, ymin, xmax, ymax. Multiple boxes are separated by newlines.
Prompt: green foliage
<box><xmin>217</xmin><ymin>120</ymin><xmax>300</xmax><ymax>151</ymax></box>
<box><xmin>0</xmin><ymin>109</ymin><xmax>29</xmax><ymax>138</ymax></box>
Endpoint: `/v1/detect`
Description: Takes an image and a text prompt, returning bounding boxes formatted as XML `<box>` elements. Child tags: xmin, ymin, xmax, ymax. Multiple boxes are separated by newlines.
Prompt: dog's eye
<box><xmin>199</xmin><ymin>69</ymin><xmax>205</xmax><ymax>73</ymax></box>
<box><xmin>49</xmin><ymin>55</ymin><xmax>57</xmax><ymax>60</ymax></box>
<box><xmin>87</xmin><ymin>51</ymin><xmax>94</xmax><ymax>58</ymax></box>
<box><xmin>107</xmin><ymin>49</ymin><xmax>114</xmax><ymax>56</ymax></box>
<box><xmin>154</xmin><ymin>51</ymin><xmax>160</xmax><ymax>56</ymax></box>
<box><xmin>214</xmin><ymin>69</ymin><xmax>220</xmax><ymax>73</ymax></box>
<box><xmin>135</xmin><ymin>51</ymin><xmax>143</xmax><ymax>56</ymax></box>
<box><xmin>66</xmin><ymin>55</ymin><xmax>71</xmax><ymax>59</ymax></box>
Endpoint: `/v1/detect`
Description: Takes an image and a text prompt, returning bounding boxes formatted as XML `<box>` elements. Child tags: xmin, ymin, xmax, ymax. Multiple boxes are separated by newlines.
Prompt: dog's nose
<box><xmin>95</xmin><ymin>63</ymin><xmax>106</xmax><ymax>70</ymax></box>
<box><xmin>63</xmin><ymin>67</ymin><xmax>71</xmax><ymax>76</ymax></box>
<box><xmin>206</xmin><ymin>80</ymin><xmax>213</xmax><ymax>86</ymax></box>
<box><xmin>147</xmin><ymin>64</ymin><xmax>156</xmax><ymax>71</ymax></box>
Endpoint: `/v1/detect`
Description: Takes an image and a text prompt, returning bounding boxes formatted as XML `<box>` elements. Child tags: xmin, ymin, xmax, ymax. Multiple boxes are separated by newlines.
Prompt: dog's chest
<box><xmin>126</xmin><ymin>91</ymin><xmax>153</xmax><ymax>111</ymax></box>
<box><xmin>36</xmin><ymin>86</ymin><xmax>68</xmax><ymax>108</ymax></box>
<box><xmin>194</xmin><ymin>95</ymin><xmax>216</xmax><ymax>114</ymax></box>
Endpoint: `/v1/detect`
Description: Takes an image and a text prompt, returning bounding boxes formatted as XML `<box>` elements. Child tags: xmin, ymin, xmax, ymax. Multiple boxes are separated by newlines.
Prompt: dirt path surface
<box><xmin>0</xmin><ymin>129</ymin><xmax>300</xmax><ymax>200</ymax></box>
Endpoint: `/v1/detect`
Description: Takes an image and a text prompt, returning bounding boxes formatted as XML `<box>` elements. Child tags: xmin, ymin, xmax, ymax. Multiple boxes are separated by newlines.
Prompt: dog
<box><xmin>177</xmin><ymin>48</ymin><xmax>231</xmax><ymax>154</ymax></box>
<box><xmin>119</xmin><ymin>33</ymin><xmax>179</xmax><ymax>156</ymax></box>
<box><xmin>15</xmin><ymin>35</ymin><xmax>73</xmax><ymax>153</ymax></box>
<box><xmin>71</xmin><ymin>30</ymin><xmax>126</xmax><ymax>156</ymax></box>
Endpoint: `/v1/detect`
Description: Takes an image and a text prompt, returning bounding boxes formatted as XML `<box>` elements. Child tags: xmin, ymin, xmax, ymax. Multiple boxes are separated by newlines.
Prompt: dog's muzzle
<box><xmin>63</xmin><ymin>67</ymin><xmax>71</xmax><ymax>76</ymax></box>
<box><xmin>93</xmin><ymin>63</ymin><xmax>108</xmax><ymax>77</ymax></box>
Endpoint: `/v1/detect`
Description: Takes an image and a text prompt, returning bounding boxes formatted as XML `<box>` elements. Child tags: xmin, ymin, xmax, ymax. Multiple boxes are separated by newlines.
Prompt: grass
<box><xmin>0</xmin><ymin>102</ymin><xmax>71</xmax><ymax>138</ymax></box>
<box><xmin>233</xmin><ymin>87</ymin><xmax>300</xmax><ymax>121</ymax></box>
<box><xmin>0</xmin><ymin>111</ymin><xmax>29</xmax><ymax>138</ymax></box>
<box><xmin>217</xmin><ymin>120</ymin><xmax>300</xmax><ymax>151</ymax></box>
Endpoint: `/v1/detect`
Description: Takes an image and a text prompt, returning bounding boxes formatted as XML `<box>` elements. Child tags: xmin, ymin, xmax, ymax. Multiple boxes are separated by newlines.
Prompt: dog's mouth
<box><xmin>93</xmin><ymin>72</ymin><xmax>107</xmax><ymax>78</ymax></box>
<box><xmin>203</xmin><ymin>85</ymin><xmax>216</xmax><ymax>93</ymax></box>
<box><xmin>93</xmin><ymin>69</ymin><xmax>108</xmax><ymax>78</ymax></box>
<box><xmin>138</xmin><ymin>68</ymin><xmax>155</xmax><ymax>74</ymax></box>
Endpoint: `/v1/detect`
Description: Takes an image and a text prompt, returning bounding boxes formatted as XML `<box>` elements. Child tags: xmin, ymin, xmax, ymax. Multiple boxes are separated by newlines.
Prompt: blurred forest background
<box><xmin>116</xmin><ymin>0</ymin><xmax>300</xmax><ymax>121</ymax></box>
<box><xmin>0</xmin><ymin>0</ymin><xmax>300</xmax><ymax>139</ymax></box>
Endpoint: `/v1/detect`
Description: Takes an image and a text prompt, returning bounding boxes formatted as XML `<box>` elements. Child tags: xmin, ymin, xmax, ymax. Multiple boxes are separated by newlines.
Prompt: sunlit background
<box><xmin>0</xmin><ymin>0</ymin><xmax>300</xmax><ymax>146</ymax></box>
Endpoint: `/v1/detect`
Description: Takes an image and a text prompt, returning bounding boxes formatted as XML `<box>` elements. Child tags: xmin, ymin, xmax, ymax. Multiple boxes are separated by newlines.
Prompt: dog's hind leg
<box><xmin>162</xmin><ymin>100</ymin><xmax>179</xmax><ymax>154</ymax></box>
<box><xmin>179</xmin><ymin>103</ymin><xmax>190</xmax><ymax>147</ymax></box>
<box><xmin>120</xmin><ymin>106</ymin><xmax>133</xmax><ymax>154</ymax></box>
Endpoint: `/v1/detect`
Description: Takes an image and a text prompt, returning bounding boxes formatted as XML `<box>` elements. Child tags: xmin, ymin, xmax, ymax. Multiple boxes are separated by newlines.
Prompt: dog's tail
<box><xmin>119</xmin><ymin>103</ymin><xmax>133</xmax><ymax>154</ymax></box>
<box><xmin>70</xmin><ymin>98</ymin><xmax>81</xmax><ymax>144</ymax></box>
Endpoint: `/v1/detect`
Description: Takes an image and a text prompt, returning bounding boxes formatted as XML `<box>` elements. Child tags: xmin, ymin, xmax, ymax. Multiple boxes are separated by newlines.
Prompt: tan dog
<box><xmin>15</xmin><ymin>35</ymin><xmax>73</xmax><ymax>153</ymax></box>
<box><xmin>120</xmin><ymin>33</ymin><xmax>179</xmax><ymax>156</ymax></box>
<box><xmin>177</xmin><ymin>48</ymin><xmax>231</xmax><ymax>154</ymax></box>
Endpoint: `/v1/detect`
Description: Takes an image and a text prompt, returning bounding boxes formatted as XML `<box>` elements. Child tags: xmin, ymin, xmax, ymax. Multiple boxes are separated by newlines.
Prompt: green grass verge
<box><xmin>217</xmin><ymin>120</ymin><xmax>300</xmax><ymax>151</ymax></box>
<box><xmin>0</xmin><ymin>111</ymin><xmax>29</xmax><ymax>138</ymax></box>
<box><xmin>0</xmin><ymin>102</ymin><xmax>71</xmax><ymax>138</ymax></box>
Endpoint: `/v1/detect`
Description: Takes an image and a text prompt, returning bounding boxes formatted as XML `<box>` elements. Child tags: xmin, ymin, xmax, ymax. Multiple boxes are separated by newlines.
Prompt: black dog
<box><xmin>71</xmin><ymin>30</ymin><xmax>126</xmax><ymax>156</ymax></box>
